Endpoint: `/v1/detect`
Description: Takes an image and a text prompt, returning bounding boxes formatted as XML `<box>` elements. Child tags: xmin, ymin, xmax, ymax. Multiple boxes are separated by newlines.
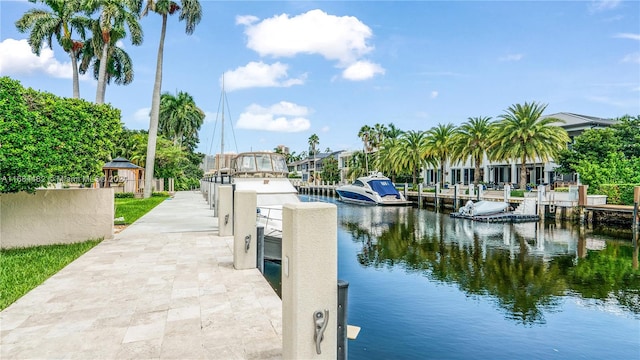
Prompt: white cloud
<box><xmin>589</xmin><ymin>0</ymin><xmax>621</xmax><ymax>12</ymax></box>
<box><xmin>614</xmin><ymin>33</ymin><xmax>640</xmax><ymax>41</ymax></box>
<box><xmin>239</xmin><ymin>9</ymin><xmax>384</xmax><ymax>81</ymax></box>
<box><xmin>621</xmin><ymin>52</ymin><xmax>640</xmax><ymax>63</ymax></box>
<box><xmin>133</xmin><ymin>107</ymin><xmax>150</xmax><ymax>123</ymax></box>
<box><xmin>342</xmin><ymin>60</ymin><xmax>385</xmax><ymax>81</ymax></box>
<box><xmin>499</xmin><ymin>53</ymin><xmax>524</xmax><ymax>62</ymax></box>
<box><xmin>223</xmin><ymin>61</ymin><xmax>306</xmax><ymax>91</ymax></box>
<box><xmin>321</xmin><ymin>126</ymin><xmax>330</xmax><ymax>133</ymax></box>
<box><xmin>0</xmin><ymin>38</ymin><xmax>86</xmax><ymax>79</ymax></box>
<box><xmin>430</xmin><ymin>91</ymin><xmax>439</xmax><ymax>99</ymax></box>
<box><xmin>236</xmin><ymin>101</ymin><xmax>311</xmax><ymax>132</ymax></box>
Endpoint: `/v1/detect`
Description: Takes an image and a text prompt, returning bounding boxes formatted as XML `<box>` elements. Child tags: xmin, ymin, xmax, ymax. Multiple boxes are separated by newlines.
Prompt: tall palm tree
<box><xmin>426</xmin><ymin>123</ymin><xmax>456</xmax><ymax>185</ymax></box>
<box><xmin>358</xmin><ymin>125</ymin><xmax>373</xmax><ymax>173</ymax></box>
<box><xmin>308</xmin><ymin>133</ymin><xmax>319</xmax><ymax>181</ymax></box>
<box><xmin>395</xmin><ymin>130</ymin><xmax>435</xmax><ymax>186</ymax></box>
<box><xmin>451</xmin><ymin>116</ymin><xmax>492</xmax><ymax>186</ymax></box>
<box><xmin>15</xmin><ymin>0</ymin><xmax>90</xmax><ymax>98</ymax></box>
<box><xmin>85</xmin><ymin>0</ymin><xmax>142</xmax><ymax>104</ymax></box>
<box><xmin>142</xmin><ymin>0</ymin><xmax>202</xmax><ymax>198</ymax></box>
<box><xmin>371</xmin><ymin>123</ymin><xmax>388</xmax><ymax>150</ymax></box>
<box><xmin>79</xmin><ymin>20</ymin><xmax>134</xmax><ymax>91</ymax></box>
<box><xmin>489</xmin><ymin>102</ymin><xmax>570</xmax><ymax>189</ymax></box>
<box><xmin>159</xmin><ymin>91</ymin><xmax>205</xmax><ymax>147</ymax></box>
<box><xmin>375</xmin><ymin>137</ymin><xmax>401</xmax><ymax>182</ymax></box>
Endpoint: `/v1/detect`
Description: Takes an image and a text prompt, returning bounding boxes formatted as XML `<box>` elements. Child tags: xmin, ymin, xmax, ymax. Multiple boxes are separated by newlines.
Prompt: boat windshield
<box><xmin>369</xmin><ymin>179</ymin><xmax>400</xmax><ymax>198</ymax></box>
<box><xmin>232</xmin><ymin>152</ymin><xmax>289</xmax><ymax>176</ymax></box>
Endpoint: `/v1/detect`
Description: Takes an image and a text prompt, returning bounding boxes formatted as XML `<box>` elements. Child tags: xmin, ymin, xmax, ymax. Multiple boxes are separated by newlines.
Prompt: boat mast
<box><xmin>221</xmin><ymin>74</ymin><xmax>225</xmax><ymax>159</ymax></box>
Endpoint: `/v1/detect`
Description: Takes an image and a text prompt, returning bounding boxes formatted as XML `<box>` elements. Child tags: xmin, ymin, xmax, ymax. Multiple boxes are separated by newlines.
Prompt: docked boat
<box><xmin>336</xmin><ymin>172</ymin><xmax>411</xmax><ymax>206</ymax></box>
<box><xmin>457</xmin><ymin>200</ymin><xmax>508</xmax><ymax>217</ymax></box>
<box><xmin>230</xmin><ymin>151</ymin><xmax>300</xmax><ymax>261</ymax></box>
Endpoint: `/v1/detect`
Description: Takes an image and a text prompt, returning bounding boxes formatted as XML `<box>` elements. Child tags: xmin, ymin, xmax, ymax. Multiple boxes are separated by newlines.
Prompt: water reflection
<box><xmin>341</xmin><ymin>206</ymin><xmax>640</xmax><ymax>325</ymax></box>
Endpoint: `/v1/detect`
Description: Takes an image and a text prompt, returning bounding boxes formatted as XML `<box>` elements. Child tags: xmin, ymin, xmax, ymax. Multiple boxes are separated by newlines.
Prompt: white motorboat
<box><xmin>336</xmin><ymin>172</ymin><xmax>411</xmax><ymax>206</ymax></box>
<box><xmin>230</xmin><ymin>152</ymin><xmax>300</xmax><ymax>260</ymax></box>
<box><xmin>458</xmin><ymin>200</ymin><xmax>508</xmax><ymax>217</ymax></box>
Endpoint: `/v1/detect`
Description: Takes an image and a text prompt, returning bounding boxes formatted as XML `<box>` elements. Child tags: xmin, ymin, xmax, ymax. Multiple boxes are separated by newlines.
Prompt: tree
<box><xmin>79</xmin><ymin>19</ymin><xmax>135</xmax><ymax>92</ymax></box>
<box><xmin>321</xmin><ymin>156</ymin><xmax>340</xmax><ymax>183</ymax></box>
<box><xmin>308</xmin><ymin>133</ymin><xmax>319</xmax><ymax>156</ymax></box>
<box><xmin>375</xmin><ymin>137</ymin><xmax>402</xmax><ymax>182</ymax></box>
<box><xmin>384</xmin><ymin>122</ymin><xmax>404</xmax><ymax>139</ymax></box>
<box><xmin>358</xmin><ymin>125</ymin><xmax>373</xmax><ymax>173</ymax></box>
<box><xmin>15</xmin><ymin>0</ymin><xmax>90</xmax><ymax>98</ymax></box>
<box><xmin>451</xmin><ymin>116</ymin><xmax>492</xmax><ymax>186</ymax></box>
<box><xmin>426</xmin><ymin>123</ymin><xmax>456</xmax><ymax>185</ymax></box>
<box><xmin>158</xmin><ymin>90</ymin><xmax>205</xmax><ymax>147</ymax></box>
<box><xmin>142</xmin><ymin>0</ymin><xmax>202</xmax><ymax>199</ymax></box>
<box><xmin>489</xmin><ymin>102</ymin><xmax>570</xmax><ymax>189</ymax></box>
<box><xmin>395</xmin><ymin>130</ymin><xmax>434</xmax><ymax>186</ymax></box>
<box><xmin>85</xmin><ymin>0</ymin><xmax>143</xmax><ymax>104</ymax></box>
<box><xmin>0</xmin><ymin>77</ymin><xmax>121</xmax><ymax>193</ymax></box>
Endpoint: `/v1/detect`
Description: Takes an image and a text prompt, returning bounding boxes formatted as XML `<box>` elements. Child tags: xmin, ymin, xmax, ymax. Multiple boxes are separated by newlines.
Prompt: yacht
<box><xmin>230</xmin><ymin>152</ymin><xmax>300</xmax><ymax>261</ymax></box>
<box><xmin>336</xmin><ymin>172</ymin><xmax>411</xmax><ymax>206</ymax></box>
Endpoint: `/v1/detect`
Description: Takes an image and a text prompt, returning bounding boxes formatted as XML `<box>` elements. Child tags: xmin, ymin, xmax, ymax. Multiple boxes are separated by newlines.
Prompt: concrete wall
<box><xmin>1</xmin><ymin>189</ymin><xmax>114</xmax><ymax>249</ymax></box>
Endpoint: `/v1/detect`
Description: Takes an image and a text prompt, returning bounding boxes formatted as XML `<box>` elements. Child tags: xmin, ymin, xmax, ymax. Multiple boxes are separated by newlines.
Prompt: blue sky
<box><xmin>1</xmin><ymin>0</ymin><xmax>639</xmax><ymax>156</ymax></box>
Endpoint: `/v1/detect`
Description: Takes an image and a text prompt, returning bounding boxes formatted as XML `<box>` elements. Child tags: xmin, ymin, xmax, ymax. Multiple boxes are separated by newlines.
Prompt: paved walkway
<box><xmin>0</xmin><ymin>191</ymin><xmax>282</xmax><ymax>359</ymax></box>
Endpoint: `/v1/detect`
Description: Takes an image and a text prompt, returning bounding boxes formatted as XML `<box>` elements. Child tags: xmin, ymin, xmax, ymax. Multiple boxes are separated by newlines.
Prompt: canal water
<box><xmin>266</xmin><ymin>195</ymin><xmax>640</xmax><ymax>359</ymax></box>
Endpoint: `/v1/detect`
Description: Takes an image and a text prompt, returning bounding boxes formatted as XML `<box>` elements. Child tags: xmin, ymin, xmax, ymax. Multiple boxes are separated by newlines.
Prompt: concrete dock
<box><xmin>0</xmin><ymin>191</ymin><xmax>282</xmax><ymax>359</ymax></box>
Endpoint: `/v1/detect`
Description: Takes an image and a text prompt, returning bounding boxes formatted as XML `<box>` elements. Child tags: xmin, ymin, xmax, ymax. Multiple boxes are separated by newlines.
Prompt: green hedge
<box><xmin>598</xmin><ymin>184</ymin><xmax>640</xmax><ymax>205</ymax></box>
<box><xmin>114</xmin><ymin>192</ymin><xmax>135</xmax><ymax>198</ymax></box>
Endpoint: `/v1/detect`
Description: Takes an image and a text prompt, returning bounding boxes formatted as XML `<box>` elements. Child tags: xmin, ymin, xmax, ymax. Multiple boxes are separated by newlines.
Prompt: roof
<box><xmin>542</xmin><ymin>112</ymin><xmax>617</xmax><ymax>129</ymax></box>
<box><xmin>103</xmin><ymin>157</ymin><xmax>143</xmax><ymax>170</ymax></box>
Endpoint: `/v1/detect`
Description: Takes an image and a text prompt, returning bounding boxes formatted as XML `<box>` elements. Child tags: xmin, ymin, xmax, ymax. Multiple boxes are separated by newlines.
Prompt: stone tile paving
<box><xmin>0</xmin><ymin>191</ymin><xmax>282</xmax><ymax>359</ymax></box>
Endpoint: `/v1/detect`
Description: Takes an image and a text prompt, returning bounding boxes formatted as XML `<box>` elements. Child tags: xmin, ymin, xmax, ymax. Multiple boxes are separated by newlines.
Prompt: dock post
<box><xmin>218</xmin><ymin>185</ymin><xmax>233</xmax><ymax>236</ymax></box>
<box><xmin>233</xmin><ymin>190</ymin><xmax>257</xmax><ymax>270</ymax></box>
<box><xmin>537</xmin><ymin>185</ymin><xmax>546</xmax><ymax>218</ymax></box>
<box><xmin>478</xmin><ymin>184</ymin><xmax>483</xmax><ymax>201</ymax></box>
<box><xmin>418</xmin><ymin>183</ymin><xmax>423</xmax><ymax>208</ymax></box>
<box><xmin>503</xmin><ymin>184</ymin><xmax>511</xmax><ymax>206</ymax></box>
<box><xmin>453</xmin><ymin>184</ymin><xmax>459</xmax><ymax>210</ymax></box>
<box><xmin>282</xmin><ymin>202</ymin><xmax>337</xmax><ymax>360</ymax></box>
<box><xmin>633</xmin><ymin>186</ymin><xmax>640</xmax><ymax>230</ymax></box>
<box><xmin>256</xmin><ymin>226</ymin><xmax>264</xmax><ymax>274</ymax></box>
<box><xmin>337</xmin><ymin>280</ymin><xmax>349</xmax><ymax>360</ymax></box>
<box><xmin>469</xmin><ymin>184</ymin><xmax>475</xmax><ymax>199</ymax></box>
<box><xmin>435</xmin><ymin>183</ymin><xmax>440</xmax><ymax>211</ymax></box>
<box><xmin>404</xmin><ymin>183</ymin><xmax>408</xmax><ymax>198</ymax></box>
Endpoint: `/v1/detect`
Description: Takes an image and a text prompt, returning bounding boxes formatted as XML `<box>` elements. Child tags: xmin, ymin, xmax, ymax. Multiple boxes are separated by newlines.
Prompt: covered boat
<box><xmin>336</xmin><ymin>172</ymin><xmax>411</xmax><ymax>206</ymax></box>
<box><xmin>458</xmin><ymin>200</ymin><xmax>508</xmax><ymax>217</ymax></box>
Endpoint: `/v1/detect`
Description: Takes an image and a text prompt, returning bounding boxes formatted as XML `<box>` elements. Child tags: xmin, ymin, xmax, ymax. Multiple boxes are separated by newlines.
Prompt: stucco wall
<box><xmin>1</xmin><ymin>189</ymin><xmax>114</xmax><ymax>249</ymax></box>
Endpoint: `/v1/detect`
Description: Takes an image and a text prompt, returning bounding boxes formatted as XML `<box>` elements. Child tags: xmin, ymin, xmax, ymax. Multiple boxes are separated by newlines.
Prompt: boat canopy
<box><xmin>231</xmin><ymin>152</ymin><xmax>288</xmax><ymax>177</ymax></box>
<box><xmin>369</xmin><ymin>179</ymin><xmax>400</xmax><ymax>198</ymax></box>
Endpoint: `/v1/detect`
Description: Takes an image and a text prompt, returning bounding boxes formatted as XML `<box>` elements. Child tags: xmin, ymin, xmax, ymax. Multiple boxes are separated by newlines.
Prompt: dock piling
<box><xmin>233</xmin><ymin>190</ymin><xmax>257</xmax><ymax>270</ymax></box>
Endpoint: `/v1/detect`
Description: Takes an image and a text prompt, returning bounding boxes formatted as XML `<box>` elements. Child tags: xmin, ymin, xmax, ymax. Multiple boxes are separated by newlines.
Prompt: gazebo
<box><xmin>102</xmin><ymin>157</ymin><xmax>144</xmax><ymax>193</ymax></box>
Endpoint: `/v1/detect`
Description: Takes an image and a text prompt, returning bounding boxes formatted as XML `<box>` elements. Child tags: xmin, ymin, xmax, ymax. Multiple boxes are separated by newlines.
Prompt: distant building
<box><xmin>289</xmin><ymin>151</ymin><xmax>344</xmax><ymax>182</ymax></box>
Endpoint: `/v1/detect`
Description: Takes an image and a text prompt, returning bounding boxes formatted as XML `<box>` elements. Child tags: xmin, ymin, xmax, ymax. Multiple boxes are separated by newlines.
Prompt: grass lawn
<box><xmin>114</xmin><ymin>196</ymin><xmax>168</xmax><ymax>225</ymax></box>
<box><xmin>0</xmin><ymin>240</ymin><xmax>102</xmax><ymax>310</ymax></box>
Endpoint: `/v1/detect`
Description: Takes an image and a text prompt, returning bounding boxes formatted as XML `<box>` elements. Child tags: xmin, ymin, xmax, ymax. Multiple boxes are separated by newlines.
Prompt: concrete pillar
<box><xmin>469</xmin><ymin>183</ymin><xmax>475</xmax><ymax>198</ymax></box>
<box><xmin>478</xmin><ymin>185</ymin><xmax>484</xmax><ymax>201</ymax></box>
<box><xmin>435</xmin><ymin>183</ymin><xmax>440</xmax><ymax>210</ymax></box>
<box><xmin>208</xmin><ymin>182</ymin><xmax>214</xmax><ymax>210</ymax></box>
<box><xmin>233</xmin><ymin>190</ymin><xmax>257</xmax><ymax>270</ymax></box>
<box><xmin>418</xmin><ymin>183</ymin><xmax>423</xmax><ymax>208</ymax></box>
<box><xmin>218</xmin><ymin>185</ymin><xmax>233</xmax><ymax>236</ymax></box>
<box><xmin>282</xmin><ymin>202</ymin><xmax>337</xmax><ymax>360</ymax></box>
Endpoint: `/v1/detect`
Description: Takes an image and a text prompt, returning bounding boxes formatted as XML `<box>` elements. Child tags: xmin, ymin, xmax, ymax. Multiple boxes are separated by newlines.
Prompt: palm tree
<box><xmin>426</xmin><ymin>123</ymin><xmax>456</xmax><ymax>185</ymax></box>
<box><xmin>15</xmin><ymin>0</ymin><xmax>90</xmax><ymax>98</ymax></box>
<box><xmin>385</xmin><ymin>122</ymin><xmax>404</xmax><ymax>139</ymax></box>
<box><xmin>308</xmin><ymin>133</ymin><xmax>319</xmax><ymax>181</ymax></box>
<box><xmin>489</xmin><ymin>102</ymin><xmax>570</xmax><ymax>189</ymax></box>
<box><xmin>346</xmin><ymin>151</ymin><xmax>368</xmax><ymax>181</ymax></box>
<box><xmin>375</xmin><ymin>137</ymin><xmax>401</xmax><ymax>182</ymax></box>
<box><xmin>142</xmin><ymin>0</ymin><xmax>202</xmax><ymax>198</ymax></box>
<box><xmin>371</xmin><ymin>123</ymin><xmax>388</xmax><ymax>150</ymax></box>
<box><xmin>451</xmin><ymin>116</ymin><xmax>492</xmax><ymax>186</ymax></box>
<box><xmin>358</xmin><ymin>125</ymin><xmax>373</xmax><ymax>173</ymax></box>
<box><xmin>395</xmin><ymin>130</ymin><xmax>435</xmax><ymax>186</ymax></box>
<box><xmin>85</xmin><ymin>0</ymin><xmax>142</xmax><ymax>104</ymax></box>
<box><xmin>159</xmin><ymin>91</ymin><xmax>205</xmax><ymax>147</ymax></box>
<box><xmin>79</xmin><ymin>20</ymin><xmax>134</xmax><ymax>91</ymax></box>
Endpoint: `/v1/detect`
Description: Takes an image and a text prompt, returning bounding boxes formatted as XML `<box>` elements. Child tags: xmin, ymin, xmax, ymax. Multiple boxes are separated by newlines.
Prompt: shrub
<box><xmin>152</xmin><ymin>191</ymin><xmax>170</xmax><ymax>197</ymax></box>
<box><xmin>114</xmin><ymin>192</ymin><xmax>135</xmax><ymax>198</ymax></box>
<box><xmin>598</xmin><ymin>184</ymin><xmax>640</xmax><ymax>205</ymax></box>
<box><xmin>510</xmin><ymin>190</ymin><xmax>525</xmax><ymax>198</ymax></box>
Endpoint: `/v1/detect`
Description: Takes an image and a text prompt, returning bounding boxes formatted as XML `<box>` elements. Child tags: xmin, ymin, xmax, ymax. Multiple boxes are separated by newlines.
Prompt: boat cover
<box><xmin>369</xmin><ymin>179</ymin><xmax>400</xmax><ymax>198</ymax></box>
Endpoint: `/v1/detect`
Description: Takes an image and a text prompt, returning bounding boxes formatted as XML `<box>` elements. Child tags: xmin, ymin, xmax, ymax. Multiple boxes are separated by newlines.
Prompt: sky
<box><xmin>1</xmin><ymin>0</ymin><xmax>639</xmax><ymax>156</ymax></box>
